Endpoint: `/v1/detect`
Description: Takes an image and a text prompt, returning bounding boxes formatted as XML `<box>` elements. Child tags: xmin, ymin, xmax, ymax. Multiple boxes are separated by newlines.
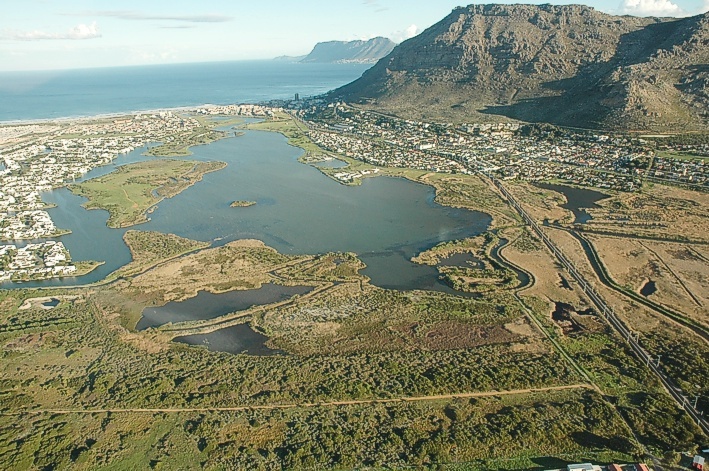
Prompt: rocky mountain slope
<box><xmin>332</xmin><ymin>4</ymin><xmax>709</xmax><ymax>131</ymax></box>
<box><xmin>300</xmin><ymin>37</ymin><xmax>396</xmax><ymax>64</ymax></box>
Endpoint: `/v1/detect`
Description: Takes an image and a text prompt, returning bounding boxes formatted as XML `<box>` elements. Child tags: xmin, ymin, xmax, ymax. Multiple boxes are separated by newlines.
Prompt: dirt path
<box><xmin>3</xmin><ymin>384</ymin><xmax>592</xmax><ymax>416</ymax></box>
<box><xmin>121</xmin><ymin>187</ymin><xmax>140</xmax><ymax>209</ymax></box>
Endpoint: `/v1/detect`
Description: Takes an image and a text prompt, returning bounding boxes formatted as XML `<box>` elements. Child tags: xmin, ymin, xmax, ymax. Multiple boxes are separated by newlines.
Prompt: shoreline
<box><xmin>0</xmin><ymin>104</ymin><xmax>229</xmax><ymax>126</ymax></box>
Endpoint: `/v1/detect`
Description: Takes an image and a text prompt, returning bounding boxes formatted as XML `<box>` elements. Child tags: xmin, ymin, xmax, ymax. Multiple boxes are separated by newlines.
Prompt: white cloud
<box><xmin>3</xmin><ymin>22</ymin><xmax>101</xmax><ymax>41</ymax></box>
<box><xmin>362</xmin><ymin>0</ymin><xmax>388</xmax><ymax>12</ymax></box>
<box><xmin>391</xmin><ymin>24</ymin><xmax>419</xmax><ymax>43</ymax></box>
<box><xmin>70</xmin><ymin>11</ymin><xmax>232</xmax><ymax>23</ymax></box>
<box><xmin>703</xmin><ymin>0</ymin><xmax>709</xmax><ymax>12</ymax></box>
<box><xmin>620</xmin><ymin>0</ymin><xmax>684</xmax><ymax>16</ymax></box>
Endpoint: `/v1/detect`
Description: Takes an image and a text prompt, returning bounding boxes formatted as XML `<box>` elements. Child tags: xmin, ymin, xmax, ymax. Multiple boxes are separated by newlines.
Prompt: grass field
<box><xmin>69</xmin><ymin>159</ymin><xmax>226</xmax><ymax>228</ymax></box>
<box><xmin>146</xmin><ymin>128</ymin><xmax>225</xmax><ymax>157</ymax></box>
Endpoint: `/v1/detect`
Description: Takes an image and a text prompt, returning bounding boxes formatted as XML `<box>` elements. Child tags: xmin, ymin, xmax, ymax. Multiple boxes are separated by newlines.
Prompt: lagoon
<box><xmin>11</xmin><ymin>129</ymin><xmax>491</xmax><ymax>292</ymax></box>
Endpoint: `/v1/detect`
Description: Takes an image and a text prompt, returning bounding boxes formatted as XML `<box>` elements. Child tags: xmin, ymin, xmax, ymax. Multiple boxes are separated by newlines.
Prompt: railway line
<box><xmin>487</xmin><ymin>174</ymin><xmax>709</xmax><ymax>435</ymax></box>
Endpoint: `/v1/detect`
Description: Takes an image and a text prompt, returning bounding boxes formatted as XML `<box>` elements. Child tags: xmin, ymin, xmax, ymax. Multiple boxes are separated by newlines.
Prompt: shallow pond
<box><xmin>137</xmin><ymin>283</ymin><xmax>313</xmax><ymax>330</ymax></box>
<box><xmin>174</xmin><ymin>324</ymin><xmax>283</xmax><ymax>356</ymax></box>
<box><xmin>640</xmin><ymin>280</ymin><xmax>657</xmax><ymax>297</ymax></box>
<box><xmin>536</xmin><ymin>183</ymin><xmax>609</xmax><ymax>224</ymax></box>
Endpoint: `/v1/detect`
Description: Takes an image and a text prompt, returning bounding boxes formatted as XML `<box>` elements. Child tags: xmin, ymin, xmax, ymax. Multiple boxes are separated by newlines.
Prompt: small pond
<box><xmin>536</xmin><ymin>183</ymin><xmax>610</xmax><ymax>224</ymax></box>
<box><xmin>42</xmin><ymin>298</ymin><xmax>61</xmax><ymax>308</ymax></box>
<box><xmin>640</xmin><ymin>280</ymin><xmax>657</xmax><ymax>297</ymax></box>
<box><xmin>136</xmin><ymin>283</ymin><xmax>313</xmax><ymax>330</ymax></box>
<box><xmin>174</xmin><ymin>323</ymin><xmax>283</xmax><ymax>356</ymax></box>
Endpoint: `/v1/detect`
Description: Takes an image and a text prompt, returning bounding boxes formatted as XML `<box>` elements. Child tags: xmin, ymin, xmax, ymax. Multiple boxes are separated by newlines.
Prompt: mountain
<box><xmin>273</xmin><ymin>54</ymin><xmax>306</xmax><ymax>62</ymax></box>
<box><xmin>300</xmin><ymin>37</ymin><xmax>396</xmax><ymax>64</ymax></box>
<box><xmin>332</xmin><ymin>4</ymin><xmax>709</xmax><ymax>131</ymax></box>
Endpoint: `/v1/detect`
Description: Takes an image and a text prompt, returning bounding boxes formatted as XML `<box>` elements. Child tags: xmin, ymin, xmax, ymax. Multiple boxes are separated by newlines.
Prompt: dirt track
<box><xmin>2</xmin><ymin>384</ymin><xmax>592</xmax><ymax>416</ymax></box>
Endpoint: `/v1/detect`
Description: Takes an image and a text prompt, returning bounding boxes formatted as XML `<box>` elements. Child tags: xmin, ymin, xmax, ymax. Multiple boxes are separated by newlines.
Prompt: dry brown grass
<box><xmin>587</xmin><ymin>183</ymin><xmax>709</xmax><ymax>242</ymax></box>
<box><xmin>125</xmin><ymin>239</ymin><xmax>307</xmax><ymax>304</ymax></box>
<box><xmin>587</xmin><ymin>235</ymin><xmax>708</xmax><ymax>328</ymax></box>
<box><xmin>505</xmin><ymin>181</ymin><xmax>572</xmax><ymax>224</ymax></box>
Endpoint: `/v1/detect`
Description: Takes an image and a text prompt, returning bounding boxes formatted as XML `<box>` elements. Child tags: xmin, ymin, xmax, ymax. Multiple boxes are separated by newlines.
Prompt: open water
<box><xmin>1</xmin><ymin>61</ymin><xmax>492</xmax><ymax>298</ymax></box>
<box><xmin>8</xmin><ymin>129</ymin><xmax>490</xmax><ymax>292</ymax></box>
<box><xmin>0</xmin><ymin>61</ymin><xmax>370</xmax><ymax>122</ymax></box>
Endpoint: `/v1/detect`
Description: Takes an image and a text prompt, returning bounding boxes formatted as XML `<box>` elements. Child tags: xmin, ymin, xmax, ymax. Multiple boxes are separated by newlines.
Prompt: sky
<box><xmin>1</xmin><ymin>0</ymin><xmax>708</xmax><ymax>72</ymax></box>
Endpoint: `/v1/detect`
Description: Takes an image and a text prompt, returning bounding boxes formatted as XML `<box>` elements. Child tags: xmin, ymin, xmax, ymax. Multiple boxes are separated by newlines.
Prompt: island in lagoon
<box><xmin>230</xmin><ymin>200</ymin><xmax>256</xmax><ymax>208</ymax></box>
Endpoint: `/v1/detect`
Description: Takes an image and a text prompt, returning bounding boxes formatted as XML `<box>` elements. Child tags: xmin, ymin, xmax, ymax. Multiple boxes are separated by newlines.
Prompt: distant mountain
<box><xmin>332</xmin><ymin>4</ymin><xmax>709</xmax><ymax>131</ymax></box>
<box><xmin>273</xmin><ymin>54</ymin><xmax>306</xmax><ymax>62</ymax></box>
<box><xmin>300</xmin><ymin>37</ymin><xmax>396</xmax><ymax>64</ymax></box>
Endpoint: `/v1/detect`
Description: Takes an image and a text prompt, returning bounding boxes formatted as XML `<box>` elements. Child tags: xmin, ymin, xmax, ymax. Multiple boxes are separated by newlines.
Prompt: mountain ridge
<box><xmin>332</xmin><ymin>4</ymin><xmax>709</xmax><ymax>131</ymax></box>
<box><xmin>298</xmin><ymin>37</ymin><xmax>396</xmax><ymax>64</ymax></box>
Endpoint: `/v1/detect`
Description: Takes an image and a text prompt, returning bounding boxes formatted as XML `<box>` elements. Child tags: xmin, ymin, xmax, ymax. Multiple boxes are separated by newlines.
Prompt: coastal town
<box><xmin>298</xmin><ymin>103</ymin><xmax>707</xmax><ymax>191</ymax></box>
<box><xmin>0</xmin><ymin>102</ymin><xmax>707</xmax><ymax>281</ymax></box>
<box><xmin>0</xmin><ymin>111</ymin><xmax>203</xmax><ymax>281</ymax></box>
<box><xmin>0</xmin><ymin>241</ymin><xmax>76</xmax><ymax>282</ymax></box>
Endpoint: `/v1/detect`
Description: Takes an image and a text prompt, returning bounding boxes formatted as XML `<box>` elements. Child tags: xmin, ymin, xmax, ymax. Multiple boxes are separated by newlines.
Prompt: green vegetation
<box><xmin>73</xmin><ymin>261</ymin><xmax>104</xmax><ymax>277</ymax></box>
<box><xmin>521</xmin><ymin>294</ymin><xmax>706</xmax><ymax>455</ymax></box>
<box><xmin>1</xmin><ymin>225</ymin><xmax>705</xmax><ymax>468</ymax></box>
<box><xmin>414</xmin><ymin>234</ymin><xmax>519</xmax><ymax>293</ymax></box>
<box><xmin>642</xmin><ymin>330</ymin><xmax>709</xmax><ymax>413</ymax></box>
<box><xmin>69</xmin><ymin>159</ymin><xmax>226</xmax><ymax>228</ymax></box>
<box><xmin>146</xmin><ymin>127</ymin><xmax>225</xmax><ymax>157</ymax></box>
<box><xmin>656</xmin><ymin>150</ymin><xmax>709</xmax><ymax>161</ymax></box>
<box><xmin>0</xmin><ymin>390</ymin><xmax>635</xmax><ymax>470</ymax></box>
<box><xmin>247</xmin><ymin>112</ymin><xmax>325</xmax><ymax>158</ymax></box>
<box><xmin>439</xmin><ymin>265</ymin><xmax>517</xmax><ymax>293</ymax></box>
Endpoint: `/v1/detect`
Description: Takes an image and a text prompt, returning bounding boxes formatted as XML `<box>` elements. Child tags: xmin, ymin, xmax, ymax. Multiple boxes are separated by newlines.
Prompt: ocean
<box><xmin>0</xmin><ymin>60</ymin><xmax>371</xmax><ymax>122</ymax></box>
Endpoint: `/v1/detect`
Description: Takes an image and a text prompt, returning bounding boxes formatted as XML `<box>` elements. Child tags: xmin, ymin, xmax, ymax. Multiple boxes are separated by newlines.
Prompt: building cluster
<box><xmin>0</xmin><ymin>112</ymin><xmax>200</xmax><ymax>281</ymax></box>
<box><xmin>307</xmin><ymin>128</ymin><xmax>469</xmax><ymax>175</ymax></box>
<box><xmin>331</xmin><ymin>168</ymin><xmax>380</xmax><ymax>183</ymax></box>
<box><xmin>299</xmin><ymin>104</ymin><xmax>707</xmax><ymax>192</ymax></box>
<box><xmin>545</xmin><ymin>463</ymin><xmax>649</xmax><ymax>471</ymax></box>
<box><xmin>646</xmin><ymin>155</ymin><xmax>706</xmax><ymax>186</ymax></box>
<box><xmin>0</xmin><ymin>241</ymin><xmax>75</xmax><ymax>281</ymax></box>
<box><xmin>195</xmin><ymin>104</ymin><xmax>277</xmax><ymax>117</ymax></box>
<box><xmin>0</xmin><ymin>210</ymin><xmax>58</xmax><ymax>240</ymax></box>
